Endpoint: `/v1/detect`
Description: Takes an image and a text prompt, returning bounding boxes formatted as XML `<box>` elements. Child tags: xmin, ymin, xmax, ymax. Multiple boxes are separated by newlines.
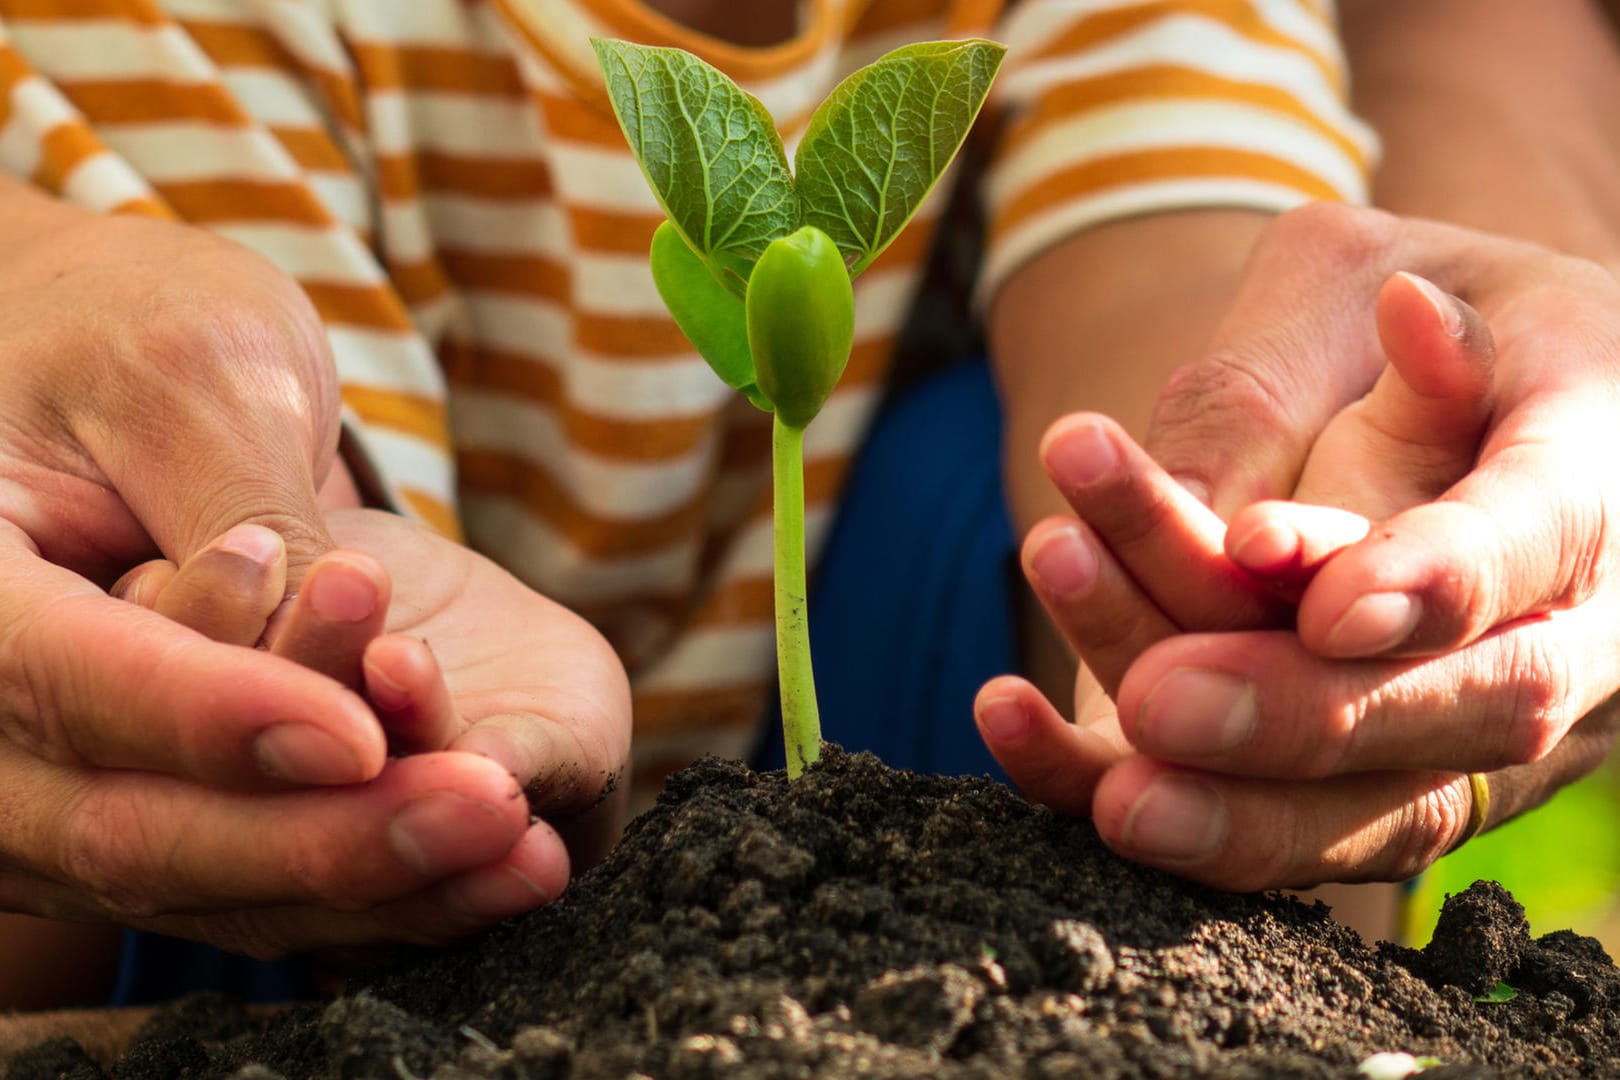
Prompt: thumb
<box><xmin>1292</xmin><ymin>271</ymin><xmax>1494</xmax><ymax>518</ymax></box>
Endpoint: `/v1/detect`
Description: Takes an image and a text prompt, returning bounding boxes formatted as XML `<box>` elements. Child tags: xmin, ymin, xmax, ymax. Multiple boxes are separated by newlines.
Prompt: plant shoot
<box><xmin>594</xmin><ymin>35</ymin><xmax>1005</xmax><ymax>776</ymax></box>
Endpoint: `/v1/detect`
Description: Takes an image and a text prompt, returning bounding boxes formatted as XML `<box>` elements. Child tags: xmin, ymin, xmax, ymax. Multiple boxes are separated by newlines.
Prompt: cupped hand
<box><xmin>91</xmin><ymin>508</ymin><xmax>632</xmax><ymax>956</ymax></box>
<box><xmin>0</xmin><ymin>179</ymin><xmax>631</xmax><ymax>956</ymax></box>
<box><xmin>978</xmin><ymin>203</ymin><xmax>1620</xmax><ymax>890</ymax></box>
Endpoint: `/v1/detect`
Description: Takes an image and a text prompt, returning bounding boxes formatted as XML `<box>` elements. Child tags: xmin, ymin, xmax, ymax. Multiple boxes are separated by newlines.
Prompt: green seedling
<box><xmin>1475</xmin><ymin>981</ymin><xmax>1518</xmax><ymax>1004</ymax></box>
<box><xmin>594</xmin><ymin>35</ymin><xmax>1004</xmax><ymax>777</ymax></box>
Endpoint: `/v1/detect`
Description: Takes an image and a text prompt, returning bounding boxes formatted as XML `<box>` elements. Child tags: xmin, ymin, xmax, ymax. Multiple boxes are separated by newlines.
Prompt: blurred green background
<box><xmin>1404</xmin><ymin>758</ymin><xmax>1620</xmax><ymax>956</ymax></box>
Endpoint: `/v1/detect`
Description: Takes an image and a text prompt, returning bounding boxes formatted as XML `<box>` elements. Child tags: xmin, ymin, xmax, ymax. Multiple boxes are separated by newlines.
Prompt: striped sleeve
<box><xmin>979</xmin><ymin>0</ymin><xmax>1378</xmax><ymax>300</ymax></box>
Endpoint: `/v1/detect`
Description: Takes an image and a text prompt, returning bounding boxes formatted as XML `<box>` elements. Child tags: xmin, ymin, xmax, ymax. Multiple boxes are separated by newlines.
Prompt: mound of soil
<box><xmin>11</xmin><ymin>748</ymin><xmax>1620</xmax><ymax>1078</ymax></box>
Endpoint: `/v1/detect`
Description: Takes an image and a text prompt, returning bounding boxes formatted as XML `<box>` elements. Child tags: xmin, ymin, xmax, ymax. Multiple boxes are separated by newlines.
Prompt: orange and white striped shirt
<box><xmin>0</xmin><ymin>0</ymin><xmax>1373</xmax><ymax>786</ymax></box>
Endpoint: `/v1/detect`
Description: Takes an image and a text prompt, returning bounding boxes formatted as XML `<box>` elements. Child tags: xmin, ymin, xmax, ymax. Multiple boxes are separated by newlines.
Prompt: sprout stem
<box><xmin>773</xmin><ymin>413</ymin><xmax>821</xmax><ymax>777</ymax></box>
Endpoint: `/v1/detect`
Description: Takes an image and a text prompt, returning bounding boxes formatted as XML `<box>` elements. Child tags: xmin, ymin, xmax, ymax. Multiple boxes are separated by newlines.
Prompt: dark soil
<box><xmin>11</xmin><ymin>748</ymin><xmax>1620</xmax><ymax>1078</ymax></box>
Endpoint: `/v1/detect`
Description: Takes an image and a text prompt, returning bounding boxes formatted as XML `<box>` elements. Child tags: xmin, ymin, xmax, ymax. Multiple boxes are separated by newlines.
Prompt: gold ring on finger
<box><xmin>1453</xmin><ymin>771</ymin><xmax>1492</xmax><ymax>850</ymax></box>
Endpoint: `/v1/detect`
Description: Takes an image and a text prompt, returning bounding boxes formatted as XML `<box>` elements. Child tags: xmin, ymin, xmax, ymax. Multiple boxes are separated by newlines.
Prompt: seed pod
<box><xmin>746</xmin><ymin>226</ymin><xmax>854</xmax><ymax>429</ymax></box>
<box><xmin>649</xmin><ymin>221</ymin><xmax>769</xmax><ymax>409</ymax></box>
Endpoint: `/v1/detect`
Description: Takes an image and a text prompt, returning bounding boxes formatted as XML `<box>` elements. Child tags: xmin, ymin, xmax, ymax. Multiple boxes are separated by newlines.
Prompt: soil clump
<box><xmin>10</xmin><ymin>748</ymin><xmax>1620</xmax><ymax>1078</ymax></box>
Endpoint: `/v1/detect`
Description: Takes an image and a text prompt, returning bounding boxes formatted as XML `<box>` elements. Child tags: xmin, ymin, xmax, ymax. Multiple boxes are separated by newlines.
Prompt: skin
<box><xmin>5</xmin><ymin>0</ymin><xmax>1617</xmax><ymax>1008</ymax></box>
<box><xmin>0</xmin><ymin>177</ymin><xmax>630</xmax><ymax>1007</ymax></box>
<box><xmin>980</xmin><ymin>0</ymin><xmax>1620</xmax><ymax>899</ymax></box>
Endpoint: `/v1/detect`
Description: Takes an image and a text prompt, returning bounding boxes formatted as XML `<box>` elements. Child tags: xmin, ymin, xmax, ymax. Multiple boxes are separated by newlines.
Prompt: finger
<box><xmin>106</xmin><ymin>822</ymin><xmax>573</xmax><ymax>958</ymax></box>
<box><xmin>974</xmin><ymin>674</ymin><xmax>1128</xmax><ymax>816</ymax></box>
<box><xmin>1092</xmin><ymin>756</ymin><xmax>1469</xmax><ymax>890</ymax></box>
<box><xmin>1021</xmin><ymin>515</ymin><xmax>1178</xmax><ymax>696</ymax></box>
<box><xmin>1225</xmin><ymin>501</ymin><xmax>1371</xmax><ymax>598</ymax></box>
<box><xmin>1039</xmin><ymin>413</ymin><xmax>1282</xmax><ymax>632</ymax></box>
<box><xmin>371</xmin><ymin>821</ymin><xmax>570</xmax><ymax>942</ymax></box>
<box><xmin>1294</xmin><ymin>272</ymin><xmax>1617</xmax><ymax>658</ymax></box>
<box><xmin>363</xmin><ymin>635</ymin><xmax>461</xmax><ymax>753</ymax></box>
<box><xmin>4</xmin><ymin>752</ymin><xmax>529</xmax><ymax>917</ymax></box>
<box><xmin>268</xmin><ymin>550</ymin><xmax>390</xmax><ymax>689</ymax></box>
<box><xmin>110</xmin><ymin>560</ymin><xmax>177</xmax><ymax>610</ymax></box>
<box><xmin>1297</xmin><ymin>433</ymin><xmax>1612</xmax><ymax>659</ymax></box>
<box><xmin>0</xmin><ymin>533</ymin><xmax>384</xmax><ymax>787</ymax></box>
<box><xmin>1115</xmin><ymin>598</ymin><xmax>1617</xmax><ymax>777</ymax></box>
<box><xmin>150</xmin><ymin>524</ymin><xmax>287</xmax><ymax>646</ymax></box>
<box><xmin>1368</xmin><ymin>271</ymin><xmax>1495</xmax><ymax>448</ymax></box>
<box><xmin>1290</xmin><ymin>272</ymin><xmax>1494</xmax><ymax>519</ymax></box>
<box><xmin>1091</xmin><ymin>699</ymin><xmax>1616</xmax><ymax>891</ymax></box>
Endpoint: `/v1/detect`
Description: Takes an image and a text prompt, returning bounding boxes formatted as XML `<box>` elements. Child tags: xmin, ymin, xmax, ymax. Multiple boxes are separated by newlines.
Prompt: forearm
<box><xmin>1342</xmin><ymin>0</ymin><xmax>1620</xmax><ymax>267</ymax></box>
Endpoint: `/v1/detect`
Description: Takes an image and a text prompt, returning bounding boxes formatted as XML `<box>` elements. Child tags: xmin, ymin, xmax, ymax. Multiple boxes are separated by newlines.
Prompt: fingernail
<box><xmin>389</xmin><ymin>793</ymin><xmax>518</xmax><ymax>878</ymax></box>
<box><xmin>1047</xmin><ymin>421</ymin><xmax>1119</xmax><ymax>487</ymax></box>
<box><xmin>1137</xmin><ymin>669</ymin><xmax>1256</xmax><ymax>757</ymax></box>
<box><xmin>1029</xmin><ymin>527</ymin><xmax>1097</xmax><ymax>597</ymax></box>
<box><xmin>218</xmin><ymin>524</ymin><xmax>283</xmax><ymax>566</ymax></box>
<box><xmin>255</xmin><ymin>723</ymin><xmax>365</xmax><ymax>784</ymax></box>
<box><xmin>307</xmin><ymin>564</ymin><xmax>376</xmax><ymax>622</ymax></box>
<box><xmin>1228</xmin><ymin>521</ymin><xmax>1298</xmax><ymax>571</ymax></box>
<box><xmin>1121</xmin><ymin>774</ymin><xmax>1226</xmax><ymax>862</ymax></box>
<box><xmin>364</xmin><ymin>660</ymin><xmax>411</xmax><ymax>712</ymax></box>
<box><xmin>1324</xmin><ymin>592</ymin><xmax>1421</xmax><ymax>656</ymax></box>
<box><xmin>118</xmin><ymin>572</ymin><xmax>157</xmax><ymax>609</ymax></box>
<box><xmin>978</xmin><ymin>696</ymin><xmax>1030</xmax><ymax>743</ymax></box>
<box><xmin>1401</xmin><ymin>272</ymin><xmax>1465</xmax><ymax>338</ymax></box>
<box><xmin>445</xmin><ymin>865</ymin><xmax>550</xmax><ymax>922</ymax></box>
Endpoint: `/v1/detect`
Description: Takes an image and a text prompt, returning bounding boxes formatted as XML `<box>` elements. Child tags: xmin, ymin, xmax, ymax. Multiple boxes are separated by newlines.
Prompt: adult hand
<box><xmin>94</xmin><ymin>509</ymin><xmax>631</xmax><ymax>956</ymax></box>
<box><xmin>0</xmin><ymin>181</ymin><xmax>583</xmax><ymax>956</ymax></box>
<box><xmin>978</xmin><ymin>204</ymin><xmax>1620</xmax><ymax>891</ymax></box>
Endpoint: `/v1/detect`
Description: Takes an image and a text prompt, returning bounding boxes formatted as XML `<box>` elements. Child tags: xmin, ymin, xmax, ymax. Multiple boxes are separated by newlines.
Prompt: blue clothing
<box><xmin>112</xmin><ymin>356</ymin><xmax>1018</xmax><ymax>1005</ymax></box>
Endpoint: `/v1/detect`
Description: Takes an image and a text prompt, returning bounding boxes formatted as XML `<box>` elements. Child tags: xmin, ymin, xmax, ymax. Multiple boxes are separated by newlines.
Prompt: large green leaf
<box><xmin>795</xmin><ymin>39</ymin><xmax>1005</xmax><ymax>278</ymax></box>
<box><xmin>593</xmin><ymin>38</ymin><xmax>798</xmax><ymax>291</ymax></box>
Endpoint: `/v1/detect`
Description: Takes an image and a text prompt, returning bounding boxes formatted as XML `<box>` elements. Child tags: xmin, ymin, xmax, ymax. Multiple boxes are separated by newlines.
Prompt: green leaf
<box><xmin>747</xmin><ymin>226</ymin><xmax>853</xmax><ymax>428</ymax></box>
<box><xmin>1476</xmin><ymin>981</ymin><xmax>1519</xmax><ymax>1004</ymax></box>
<box><xmin>593</xmin><ymin>38</ymin><xmax>798</xmax><ymax>290</ymax></box>
<box><xmin>648</xmin><ymin>222</ymin><xmax>770</xmax><ymax>410</ymax></box>
<box><xmin>794</xmin><ymin>39</ymin><xmax>1005</xmax><ymax>278</ymax></box>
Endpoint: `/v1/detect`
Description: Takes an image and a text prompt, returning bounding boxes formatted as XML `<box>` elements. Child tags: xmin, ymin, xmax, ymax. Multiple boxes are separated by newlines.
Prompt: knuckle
<box><xmin>1559</xmin><ymin>484</ymin><xmax>1610</xmax><ymax>608</ymax></box>
<box><xmin>1154</xmin><ymin>354</ymin><xmax>1296</xmax><ymax>446</ymax></box>
<box><xmin>1074</xmin><ymin>600</ymin><xmax>1145</xmax><ymax>662</ymax></box>
<box><xmin>1313</xmin><ymin>692</ymin><xmax>1370</xmax><ymax>778</ymax></box>
<box><xmin>1442</xmin><ymin>540</ymin><xmax>1501</xmax><ymax>648</ymax></box>
<box><xmin>272</xmin><ymin>831</ymin><xmax>357</xmax><ymax>910</ymax></box>
<box><xmin>1387</xmin><ymin>776</ymin><xmax>1472</xmax><ymax>881</ymax></box>
<box><xmin>0</xmin><ymin>598</ymin><xmax>113</xmax><ymax>768</ymax></box>
<box><xmin>57</xmin><ymin>789</ymin><xmax>167</xmax><ymax>920</ymax></box>
<box><xmin>1499</xmin><ymin>633</ymin><xmax>1576</xmax><ymax>765</ymax></box>
<box><xmin>1260</xmin><ymin>202</ymin><xmax>1395</xmax><ymax>267</ymax></box>
<box><xmin>1231</xmin><ymin>830</ymin><xmax>1299</xmax><ymax>892</ymax></box>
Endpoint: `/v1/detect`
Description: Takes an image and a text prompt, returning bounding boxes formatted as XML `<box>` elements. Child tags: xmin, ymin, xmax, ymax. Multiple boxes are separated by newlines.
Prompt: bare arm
<box><xmin>1342</xmin><ymin>0</ymin><xmax>1620</xmax><ymax>264</ymax></box>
